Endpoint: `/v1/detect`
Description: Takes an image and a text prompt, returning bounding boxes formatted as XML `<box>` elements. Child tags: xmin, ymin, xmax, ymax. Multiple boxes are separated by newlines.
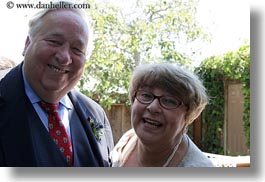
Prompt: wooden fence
<box><xmin>224</xmin><ymin>80</ymin><xmax>248</xmax><ymax>155</ymax></box>
<box><xmin>105</xmin><ymin>104</ymin><xmax>131</xmax><ymax>144</ymax></box>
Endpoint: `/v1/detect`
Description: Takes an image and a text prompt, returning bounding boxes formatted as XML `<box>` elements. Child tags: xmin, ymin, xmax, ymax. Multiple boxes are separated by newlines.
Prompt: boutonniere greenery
<box><xmin>88</xmin><ymin>116</ymin><xmax>104</xmax><ymax>141</ymax></box>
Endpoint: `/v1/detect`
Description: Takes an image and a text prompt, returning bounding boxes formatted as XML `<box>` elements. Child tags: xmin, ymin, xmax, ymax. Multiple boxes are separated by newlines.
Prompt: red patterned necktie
<box><xmin>39</xmin><ymin>101</ymin><xmax>73</xmax><ymax>166</ymax></box>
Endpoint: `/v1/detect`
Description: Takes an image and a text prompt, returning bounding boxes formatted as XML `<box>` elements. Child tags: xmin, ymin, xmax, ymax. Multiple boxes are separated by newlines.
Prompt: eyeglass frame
<box><xmin>134</xmin><ymin>90</ymin><xmax>183</xmax><ymax>110</ymax></box>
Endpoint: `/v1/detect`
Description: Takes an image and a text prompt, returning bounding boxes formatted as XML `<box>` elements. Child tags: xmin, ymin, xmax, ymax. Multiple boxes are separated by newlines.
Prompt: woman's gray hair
<box><xmin>128</xmin><ymin>62</ymin><xmax>208</xmax><ymax>126</ymax></box>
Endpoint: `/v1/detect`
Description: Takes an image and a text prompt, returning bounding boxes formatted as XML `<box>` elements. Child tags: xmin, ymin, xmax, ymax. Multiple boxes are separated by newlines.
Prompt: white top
<box><xmin>110</xmin><ymin>129</ymin><xmax>215</xmax><ymax>167</ymax></box>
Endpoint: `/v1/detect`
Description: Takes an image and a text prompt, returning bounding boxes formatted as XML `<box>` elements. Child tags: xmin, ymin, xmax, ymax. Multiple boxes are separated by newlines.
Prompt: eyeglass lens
<box><xmin>136</xmin><ymin>90</ymin><xmax>182</xmax><ymax>109</ymax></box>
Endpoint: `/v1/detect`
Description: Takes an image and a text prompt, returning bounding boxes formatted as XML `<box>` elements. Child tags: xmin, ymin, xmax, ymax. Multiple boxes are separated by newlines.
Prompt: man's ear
<box><xmin>22</xmin><ymin>36</ymin><xmax>31</xmax><ymax>56</ymax></box>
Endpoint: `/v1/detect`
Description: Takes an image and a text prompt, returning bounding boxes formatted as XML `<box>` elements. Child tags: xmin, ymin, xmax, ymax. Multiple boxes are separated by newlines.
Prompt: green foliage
<box><xmin>195</xmin><ymin>45</ymin><xmax>250</xmax><ymax>154</ymax></box>
<box><xmin>78</xmin><ymin>0</ymin><xmax>209</xmax><ymax>108</ymax></box>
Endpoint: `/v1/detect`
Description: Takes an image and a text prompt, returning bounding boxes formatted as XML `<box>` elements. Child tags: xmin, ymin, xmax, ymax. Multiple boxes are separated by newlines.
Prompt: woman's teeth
<box><xmin>144</xmin><ymin>118</ymin><xmax>162</xmax><ymax>127</ymax></box>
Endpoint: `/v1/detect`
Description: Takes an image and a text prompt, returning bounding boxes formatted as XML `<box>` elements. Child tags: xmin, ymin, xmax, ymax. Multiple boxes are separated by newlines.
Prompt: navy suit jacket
<box><xmin>0</xmin><ymin>63</ymin><xmax>114</xmax><ymax>167</ymax></box>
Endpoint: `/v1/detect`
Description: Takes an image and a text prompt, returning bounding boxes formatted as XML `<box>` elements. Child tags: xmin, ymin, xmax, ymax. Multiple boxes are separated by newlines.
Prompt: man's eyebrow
<box><xmin>46</xmin><ymin>32</ymin><xmax>64</xmax><ymax>38</ymax></box>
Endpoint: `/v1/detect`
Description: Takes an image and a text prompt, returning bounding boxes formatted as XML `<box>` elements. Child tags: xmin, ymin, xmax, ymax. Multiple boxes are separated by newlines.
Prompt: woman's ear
<box><xmin>22</xmin><ymin>36</ymin><xmax>31</xmax><ymax>56</ymax></box>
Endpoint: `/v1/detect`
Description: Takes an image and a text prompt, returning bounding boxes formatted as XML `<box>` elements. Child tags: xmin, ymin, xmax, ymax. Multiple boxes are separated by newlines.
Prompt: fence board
<box><xmin>226</xmin><ymin>81</ymin><xmax>248</xmax><ymax>155</ymax></box>
<box><xmin>105</xmin><ymin>104</ymin><xmax>131</xmax><ymax>144</ymax></box>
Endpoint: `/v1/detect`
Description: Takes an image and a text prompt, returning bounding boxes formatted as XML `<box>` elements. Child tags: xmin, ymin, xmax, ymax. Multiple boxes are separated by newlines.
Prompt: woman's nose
<box><xmin>146</xmin><ymin>98</ymin><xmax>162</xmax><ymax>113</ymax></box>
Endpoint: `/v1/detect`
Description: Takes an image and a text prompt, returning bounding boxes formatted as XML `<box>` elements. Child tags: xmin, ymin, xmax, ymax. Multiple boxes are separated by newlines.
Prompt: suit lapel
<box><xmin>68</xmin><ymin>91</ymin><xmax>105</xmax><ymax>166</ymax></box>
<box><xmin>28</xmin><ymin>106</ymin><xmax>69</xmax><ymax>166</ymax></box>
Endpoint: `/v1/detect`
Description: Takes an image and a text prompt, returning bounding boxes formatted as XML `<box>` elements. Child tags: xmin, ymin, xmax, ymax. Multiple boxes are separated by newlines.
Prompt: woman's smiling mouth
<box><xmin>143</xmin><ymin>118</ymin><xmax>163</xmax><ymax>128</ymax></box>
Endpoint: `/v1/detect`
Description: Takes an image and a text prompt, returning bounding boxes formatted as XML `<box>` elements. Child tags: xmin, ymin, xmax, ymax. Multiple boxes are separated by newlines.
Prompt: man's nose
<box><xmin>56</xmin><ymin>46</ymin><xmax>72</xmax><ymax>65</ymax></box>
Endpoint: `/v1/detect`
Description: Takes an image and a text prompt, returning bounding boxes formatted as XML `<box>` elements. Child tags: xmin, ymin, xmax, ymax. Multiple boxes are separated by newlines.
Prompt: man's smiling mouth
<box><xmin>48</xmin><ymin>64</ymin><xmax>69</xmax><ymax>74</ymax></box>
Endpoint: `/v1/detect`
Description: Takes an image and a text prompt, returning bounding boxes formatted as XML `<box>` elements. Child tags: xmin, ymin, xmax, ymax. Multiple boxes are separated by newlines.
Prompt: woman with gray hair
<box><xmin>110</xmin><ymin>62</ymin><xmax>214</xmax><ymax>167</ymax></box>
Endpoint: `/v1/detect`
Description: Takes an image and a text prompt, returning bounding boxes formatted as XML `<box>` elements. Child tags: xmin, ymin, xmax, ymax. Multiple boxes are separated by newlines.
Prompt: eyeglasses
<box><xmin>135</xmin><ymin>90</ymin><xmax>183</xmax><ymax>110</ymax></box>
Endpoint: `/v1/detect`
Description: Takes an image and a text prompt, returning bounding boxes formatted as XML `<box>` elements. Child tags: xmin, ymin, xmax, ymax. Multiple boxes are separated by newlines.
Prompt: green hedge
<box><xmin>195</xmin><ymin>45</ymin><xmax>250</xmax><ymax>154</ymax></box>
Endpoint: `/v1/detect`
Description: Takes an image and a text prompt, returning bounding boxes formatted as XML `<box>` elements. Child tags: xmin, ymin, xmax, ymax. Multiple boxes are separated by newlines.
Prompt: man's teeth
<box><xmin>48</xmin><ymin>65</ymin><xmax>66</xmax><ymax>73</ymax></box>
